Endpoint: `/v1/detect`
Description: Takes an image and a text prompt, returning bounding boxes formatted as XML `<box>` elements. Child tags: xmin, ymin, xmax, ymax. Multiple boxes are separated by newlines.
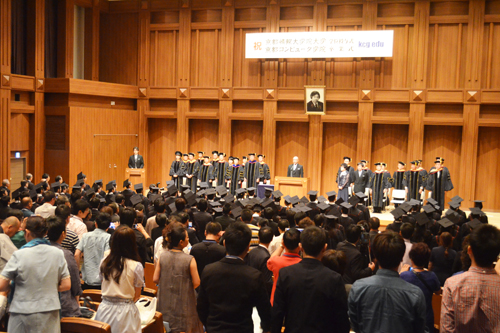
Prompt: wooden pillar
<box><xmin>307</xmin><ymin>115</ymin><xmax>322</xmax><ymax>191</ymax></box>
<box><xmin>263</xmin><ymin>100</ymin><xmax>276</xmax><ymax>180</ymax></box>
<box><xmin>220</xmin><ymin>3</ymin><xmax>234</xmax><ymax>87</ymax></box>
<box><xmin>177</xmin><ymin>100</ymin><xmax>189</xmax><ymax>153</ymax></box>
<box><xmin>34</xmin><ymin>0</ymin><xmax>45</xmax><ymax>78</ymax></box>
<box><xmin>219</xmin><ymin>100</ymin><xmax>232</xmax><ymax>155</ymax></box>
<box><xmin>0</xmin><ymin>0</ymin><xmax>11</xmax><ymax>180</ymax></box>
<box><xmin>311</xmin><ymin>1</ymin><xmax>327</xmax><ymax>86</ymax></box>
<box><xmin>360</xmin><ymin>1</ymin><xmax>377</xmax><ymax>89</ymax></box>
<box><xmin>264</xmin><ymin>2</ymin><xmax>279</xmax><ymax>88</ymax></box>
<box><xmin>464</xmin><ymin>0</ymin><xmax>484</xmax><ymax>90</ymax></box>
<box><xmin>408</xmin><ymin>103</ymin><xmax>425</xmax><ymax>161</ymax></box>
<box><xmin>57</xmin><ymin>0</ymin><xmax>74</xmax><ymax>78</ymax></box>
<box><xmin>356</xmin><ymin>102</ymin><xmax>372</xmax><ymax>165</ymax></box>
<box><xmin>178</xmin><ymin>6</ymin><xmax>191</xmax><ymax>87</ymax></box>
<box><xmin>412</xmin><ymin>1</ymin><xmax>430</xmax><ymax>90</ymax></box>
<box><xmin>137</xmin><ymin>7</ymin><xmax>150</xmax><ymax>88</ymax></box>
<box><xmin>137</xmin><ymin>99</ymin><xmax>148</xmax><ymax>163</ymax></box>
<box><xmin>84</xmin><ymin>0</ymin><xmax>100</xmax><ymax>81</ymax></box>
<box><xmin>32</xmin><ymin>92</ymin><xmax>45</xmax><ymax>180</ymax></box>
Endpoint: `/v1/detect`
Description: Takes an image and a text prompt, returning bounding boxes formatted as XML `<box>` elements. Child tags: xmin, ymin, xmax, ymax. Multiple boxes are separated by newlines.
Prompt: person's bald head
<box><xmin>293</xmin><ymin>156</ymin><xmax>299</xmax><ymax>164</ymax></box>
<box><xmin>21</xmin><ymin>197</ymin><xmax>32</xmax><ymax>209</ymax></box>
<box><xmin>1</xmin><ymin>217</ymin><xmax>20</xmax><ymax>238</ymax></box>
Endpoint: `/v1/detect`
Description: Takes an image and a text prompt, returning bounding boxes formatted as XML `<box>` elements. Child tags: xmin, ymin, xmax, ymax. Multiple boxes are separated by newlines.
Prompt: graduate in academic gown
<box><xmin>227</xmin><ymin>157</ymin><xmax>244</xmax><ymax>195</ymax></box>
<box><xmin>215</xmin><ymin>153</ymin><xmax>230</xmax><ymax>188</ymax></box>
<box><xmin>406</xmin><ymin>160</ymin><xmax>427</xmax><ymax>202</ymax></box>
<box><xmin>181</xmin><ymin>153</ymin><xmax>189</xmax><ymax>186</ymax></box>
<box><xmin>426</xmin><ymin>157</ymin><xmax>453</xmax><ymax>210</ymax></box>
<box><xmin>198</xmin><ymin>155</ymin><xmax>215</xmax><ymax>187</ymax></box>
<box><xmin>381</xmin><ymin>163</ymin><xmax>392</xmax><ymax>210</ymax></box>
<box><xmin>185</xmin><ymin>153</ymin><xmax>200</xmax><ymax>192</ymax></box>
<box><xmin>392</xmin><ymin>161</ymin><xmax>407</xmax><ymax>190</ymax></box>
<box><xmin>370</xmin><ymin>163</ymin><xmax>390</xmax><ymax>213</ymax></box>
<box><xmin>169</xmin><ymin>151</ymin><xmax>186</xmax><ymax>190</ymax></box>
<box><xmin>196</xmin><ymin>151</ymin><xmax>205</xmax><ymax>168</ymax></box>
<box><xmin>244</xmin><ymin>153</ymin><xmax>260</xmax><ymax>189</ymax></box>
<box><xmin>257</xmin><ymin>154</ymin><xmax>271</xmax><ymax>184</ymax></box>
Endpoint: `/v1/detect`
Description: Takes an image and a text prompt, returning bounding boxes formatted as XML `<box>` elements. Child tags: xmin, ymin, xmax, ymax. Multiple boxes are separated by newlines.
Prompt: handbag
<box><xmin>135</xmin><ymin>297</ymin><xmax>157</xmax><ymax>325</ymax></box>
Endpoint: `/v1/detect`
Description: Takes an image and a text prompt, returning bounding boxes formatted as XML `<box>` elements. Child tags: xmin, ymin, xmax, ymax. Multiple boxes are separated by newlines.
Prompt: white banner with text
<box><xmin>245</xmin><ymin>30</ymin><xmax>394</xmax><ymax>59</ymax></box>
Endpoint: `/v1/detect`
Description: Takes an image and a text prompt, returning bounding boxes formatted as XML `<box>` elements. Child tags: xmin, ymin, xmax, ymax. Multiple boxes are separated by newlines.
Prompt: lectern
<box><xmin>274</xmin><ymin>177</ymin><xmax>309</xmax><ymax>198</ymax></box>
<box><xmin>125</xmin><ymin>168</ymin><xmax>145</xmax><ymax>188</ymax></box>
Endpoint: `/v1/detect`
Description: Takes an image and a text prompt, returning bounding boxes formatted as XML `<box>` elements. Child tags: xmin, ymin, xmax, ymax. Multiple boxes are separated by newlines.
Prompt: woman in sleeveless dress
<box><xmin>154</xmin><ymin>222</ymin><xmax>203</xmax><ymax>333</ymax></box>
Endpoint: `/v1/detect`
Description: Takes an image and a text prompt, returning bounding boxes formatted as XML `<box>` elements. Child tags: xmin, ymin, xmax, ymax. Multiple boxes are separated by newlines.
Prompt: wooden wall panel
<box><xmin>233</xmin><ymin>28</ymin><xmax>265</xmax><ymax>87</ymax></box>
<box><xmin>99</xmin><ymin>13</ymin><xmax>138</xmax><ymax>85</ymax></box>
<box><xmin>483</xmin><ymin>23</ymin><xmax>500</xmax><ymax>89</ymax></box>
<box><xmin>188</xmin><ymin>119</ymin><xmax>219</xmax><ymax>153</ymax></box>
<box><xmin>231</xmin><ymin>120</ymin><xmax>263</xmax><ymax>159</ymax></box>
<box><xmin>275</xmin><ymin>121</ymin><xmax>309</xmax><ymax>178</ymax></box>
<box><xmin>427</xmin><ymin>23</ymin><xmax>468</xmax><ymax>89</ymax></box>
<box><xmin>325</xmin><ymin>25</ymin><xmax>361</xmax><ymax>88</ymax></box>
<box><xmin>371</xmin><ymin>124</ymin><xmax>409</xmax><ymax>170</ymax></box>
<box><xmin>150</xmin><ymin>30</ymin><xmax>179</xmax><ymax>87</ymax></box>
<box><xmin>10</xmin><ymin>113</ymin><xmax>30</xmax><ymax>151</ymax></box>
<box><xmin>190</xmin><ymin>29</ymin><xmax>221</xmax><ymax>87</ymax></box>
<box><xmin>147</xmin><ymin>118</ymin><xmax>177</xmax><ymax>185</ymax></box>
<box><xmin>423</xmin><ymin>125</ymin><xmax>462</xmax><ymax>205</ymax></box>
<box><xmin>321</xmin><ymin>123</ymin><xmax>357</xmax><ymax>195</ymax></box>
<box><xmin>475</xmin><ymin>127</ymin><xmax>500</xmax><ymax>211</ymax></box>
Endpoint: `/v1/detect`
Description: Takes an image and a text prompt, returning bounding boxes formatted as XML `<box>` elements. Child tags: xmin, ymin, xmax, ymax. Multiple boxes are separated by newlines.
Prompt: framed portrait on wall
<box><xmin>304</xmin><ymin>86</ymin><xmax>326</xmax><ymax>115</ymax></box>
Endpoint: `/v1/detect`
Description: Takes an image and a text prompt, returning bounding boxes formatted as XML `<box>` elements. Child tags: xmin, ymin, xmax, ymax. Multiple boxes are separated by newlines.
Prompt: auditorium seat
<box><xmin>144</xmin><ymin>262</ymin><xmax>158</xmax><ymax>291</ymax></box>
<box><xmin>142</xmin><ymin>311</ymin><xmax>165</xmax><ymax>333</ymax></box>
<box><xmin>60</xmin><ymin>317</ymin><xmax>111</xmax><ymax>333</ymax></box>
<box><xmin>82</xmin><ymin>289</ymin><xmax>103</xmax><ymax>303</ymax></box>
<box><xmin>432</xmin><ymin>292</ymin><xmax>443</xmax><ymax>331</ymax></box>
<box><xmin>142</xmin><ymin>287</ymin><xmax>157</xmax><ymax>297</ymax></box>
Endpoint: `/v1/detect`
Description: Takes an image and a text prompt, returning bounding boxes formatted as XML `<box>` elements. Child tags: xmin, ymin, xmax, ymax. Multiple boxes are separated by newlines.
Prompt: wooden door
<box><xmin>10</xmin><ymin>158</ymin><xmax>26</xmax><ymax>190</ymax></box>
<box><xmin>93</xmin><ymin>135</ymin><xmax>138</xmax><ymax>187</ymax></box>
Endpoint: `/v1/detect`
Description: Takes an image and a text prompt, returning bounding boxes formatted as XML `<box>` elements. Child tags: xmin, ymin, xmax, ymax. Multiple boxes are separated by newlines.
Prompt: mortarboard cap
<box><xmin>308</xmin><ymin>190</ymin><xmax>318</xmax><ymax>196</ymax></box>
<box><xmin>409</xmin><ymin>199</ymin><xmax>421</xmax><ymax>206</ymax></box>
<box><xmin>85</xmin><ymin>188</ymin><xmax>95</xmax><ymax>197</ymax></box>
<box><xmin>290</xmin><ymin>196</ymin><xmax>300</xmax><ymax>205</ymax></box>
<box><xmin>175</xmin><ymin>151</ymin><xmax>182</xmax><ymax>156</ymax></box>
<box><xmin>348</xmin><ymin>196</ymin><xmax>360</xmax><ymax>206</ymax></box>
<box><xmin>469</xmin><ymin>207</ymin><xmax>482</xmax><ymax>216</ymax></box>
<box><xmin>415</xmin><ymin>212</ymin><xmax>430</xmax><ymax>226</ymax></box>
<box><xmin>166</xmin><ymin>180</ymin><xmax>175</xmax><ymax>186</ymax></box>
<box><xmin>212</xmin><ymin>151</ymin><xmax>218</xmax><ymax>155</ymax></box>
<box><xmin>61</xmin><ymin>183</ymin><xmax>69</xmax><ymax>189</ymax></box>
<box><xmin>451</xmin><ymin>196</ymin><xmax>463</xmax><ymax>203</ymax></box>
<box><xmin>340</xmin><ymin>202</ymin><xmax>353</xmax><ymax>210</ymax></box>
<box><xmin>335</xmin><ymin>198</ymin><xmax>344</xmax><ymax>205</ymax></box>
<box><xmin>343</xmin><ymin>157</ymin><xmax>351</xmax><ymax>162</ymax></box>
<box><xmin>199</xmin><ymin>182</ymin><xmax>209</xmax><ymax>190</ymax></box>
<box><xmin>134</xmin><ymin>183</ymin><xmax>143</xmax><ymax>191</ymax></box>
<box><xmin>427</xmin><ymin>198</ymin><xmax>438</xmax><ymax>206</ymax></box>
<box><xmin>299</xmin><ymin>206</ymin><xmax>312</xmax><ymax>213</ymax></box>
<box><xmin>51</xmin><ymin>182</ymin><xmax>61</xmax><ymax>189</ymax></box>
<box><xmin>209</xmin><ymin>201</ymin><xmax>221</xmax><ymax>208</ymax></box>
<box><xmin>247</xmin><ymin>187</ymin><xmax>256</xmax><ymax>193</ymax></box>
<box><xmin>248</xmin><ymin>153</ymin><xmax>255</xmax><ymax>156</ymax></box>
<box><xmin>106</xmin><ymin>183</ymin><xmax>114</xmax><ymax>191</ymax></box>
<box><xmin>438</xmin><ymin>218</ymin><xmax>454</xmax><ymax>229</ymax></box>
<box><xmin>265</xmin><ymin>187</ymin><xmax>273</xmax><ymax>193</ymax></box>
<box><xmin>130</xmin><ymin>194</ymin><xmax>142</xmax><ymax>207</ymax></box>
<box><xmin>398</xmin><ymin>161</ymin><xmax>406</xmax><ymax>166</ymax></box>
<box><xmin>423</xmin><ymin>204</ymin><xmax>436</xmax><ymax>214</ymax></box>
<box><xmin>223</xmin><ymin>193</ymin><xmax>235</xmax><ymax>203</ymax></box>
<box><xmin>123</xmin><ymin>179</ymin><xmax>131</xmax><ymax>188</ymax></box>
<box><xmin>180</xmin><ymin>185</ymin><xmax>190</xmax><ymax>192</ymax></box>
<box><xmin>284</xmin><ymin>195</ymin><xmax>292</xmax><ymax>204</ymax></box>
<box><xmin>216</xmin><ymin>185</ymin><xmax>228</xmax><ymax>196</ymax></box>
<box><xmin>167</xmin><ymin>202</ymin><xmax>177</xmax><ymax>214</ymax></box>
<box><xmin>472</xmin><ymin>200</ymin><xmax>484</xmax><ymax>209</ymax></box>
<box><xmin>317</xmin><ymin>202</ymin><xmax>330</xmax><ymax>212</ymax></box>
<box><xmin>399</xmin><ymin>202</ymin><xmax>412</xmax><ymax>213</ymax></box>
<box><xmin>231</xmin><ymin>206</ymin><xmax>242</xmax><ymax>218</ymax></box>
<box><xmin>76</xmin><ymin>179</ymin><xmax>85</xmax><ymax>186</ymax></box>
<box><xmin>325</xmin><ymin>215</ymin><xmax>339</xmax><ymax>223</ymax></box>
<box><xmin>213</xmin><ymin>207</ymin><xmax>223</xmax><ymax>214</ymax></box>
<box><xmin>167</xmin><ymin>184</ymin><xmax>178</xmax><ymax>196</ymax></box>
<box><xmin>390</xmin><ymin>208</ymin><xmax>405</xmax><ymax>220</ymax></box>
<box><xmin>261</xmin><ymin>198</ymin><xmax>274</xmax><ymax>208</ymax></box>
<box><xmin>299</xmin><ymin>196</ymin><xmax>309</xmax><ymax>204</ymax></box>
<box><xmin>77</xmin><ymin>172</ymin><xmax>85</xmax><ymax>180</ymax></box>
<box><xmin>235</xmin><ymin>188</ymin><xmax>247</xmax><ymax>196</ymax></box>
<box><xmin>72</xmin><ymin>185</ymin><xmax>82</xmax><ymax>190</ymax></box>
<box><xmin>448</xmin><ymin>201</ymin><xmax>460</xmax><ymax>210</ymax></box>
<box><xmin>326</xmin><ymin>190</ymin><xmax>337</xmax><ymax>198</ymax></box>
<box><xmin>206</xmin><ymin>188</ymin><xmax>217</xmax><ymax>196</ymax></box>
<box><xmin>355</xmin><ymin>192</ymin><xmax>367</xmax><ymax>199</ymax></box>
<box><xmin>469</xmin><ymin>218</ymin><xmax>483</xmax><ymax>229</ymax></box>
<box><xmin>94</xmin><ymin>179</ymin><xmax>103</xmax><ymax>186</ymax></box>
<box><xmin>272</xmin><ymin>190</ymin><xmax>283</xmax><ymax>198</ymax></box>
<box><xmin>317</xmin><ymin>195</ymin><xmax>327</xmax><ymax>203</ymax></box>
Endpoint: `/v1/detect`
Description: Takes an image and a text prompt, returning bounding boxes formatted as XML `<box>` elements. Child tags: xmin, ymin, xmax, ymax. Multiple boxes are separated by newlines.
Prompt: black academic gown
<box><xmin>169</xmin><ymin>160</ymin><xmax>185</xmax><ymax>189</ymax></box>
<box><xmin>198</xmin><ymin>163</ymin><xmax>215</xmax><ymax>187</ymax></box>
<box><xmin>426</xmin><ymin>167</ymin><xmax>453</xmax><ymax>210</ymax></box>
<box><xmin>370</xmin><ymin>171</ymin><xmax>389</xmax><ymax>210</ymax></box>
<box><xmin>245</xmin><ymin>161</ymin><xmax>260</xmax><ymax>188</ymax></box>
<box><xmin>216</xmin><ymin>161</ymin><xmax>229</xmax><ymax>188</ymax></box>
<box><xmin>228</xmin><ymin>165</ymin><xmax>244</xmax><ymax>195</ymax></box>
<box><xmin>406</xmin><ymin>168</ymin><xmax>427</xmax><ymax>201</ymax></box>
<box><xmin>392</xmin><ymin>170</ymin><xmax>406</xmax><ymax>190</ymax></box>
<box><xmin>260</xmin><ymin>163</ymin><xmax>270</xmax><ymax>181</ymax></box>
<box><xmin>184</xmin><ymin>161</ymin><xmax>199</xmax><ymax>192</ymax></box>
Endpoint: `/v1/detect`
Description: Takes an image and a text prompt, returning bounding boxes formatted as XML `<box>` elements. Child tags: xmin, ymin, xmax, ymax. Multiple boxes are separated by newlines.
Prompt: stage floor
<box><xmin>374</xmin><ymin>208</ymin><xmax>500</xmax><ymax>230</ymax></box>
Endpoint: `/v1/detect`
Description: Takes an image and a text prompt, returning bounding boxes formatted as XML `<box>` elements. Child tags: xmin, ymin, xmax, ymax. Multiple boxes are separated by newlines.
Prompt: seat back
<box><xmin>142</xmin><ymin>311</ymin><xmax>164</xmax><ymax>333</ymax></box>
<box><xmin>144</xmin><ymin>262</ymin><xmax>157</xmax><ymax>291</ymax></box>
<box><xmin>82</xmin><ymin>289</ymin><xmax>103</xmax><ymax>303</ymax></box>
<box><xmin>61</xmin><ymin>317</ymin><xmax>111</xmax><ymax>333</ymax></box>
<box><xmin>391</xmin><ymin>189</ymin><xmax>406</xmax><ymax>204</ymax></box>
<box><xmin>142</xmin><ymin>287</ymin><xmax>157</xmax><ymax>298</ymax></box>
<box><xmin>432</xmin><ymin>292</ymin><xmax>443</xmax><ymax>331</ymax></box>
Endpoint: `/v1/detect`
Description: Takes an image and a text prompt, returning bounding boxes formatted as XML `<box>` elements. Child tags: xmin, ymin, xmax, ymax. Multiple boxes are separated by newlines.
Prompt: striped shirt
<box><xmin>45</xmin><ymin>230</ymin><xmax>79</xmax><ymax>254</ymax></box>
<box><xmin>246</xmin><ymin>223</ymin><xmax>260</xmax><ymax>248</ymax></box>
<box><xmin>441</xmin><ymin>266</ymin><xmax>500</xmax><ymax>332</ymax></box>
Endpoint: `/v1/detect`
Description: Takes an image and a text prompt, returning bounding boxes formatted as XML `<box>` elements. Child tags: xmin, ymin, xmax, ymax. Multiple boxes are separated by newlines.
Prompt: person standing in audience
<box><xmin>74</xmin><ymin>212</ymin><xmax>112</xmax><ymax>290</ymax></box>
<box><xmin>429</xmin><ymin>232</ymin><xmax>456</xmax><ymax>286</ymax></box>
<box><xmin>400</xmin><ymin>242</ymin><xmax>441</xmax><ymax>332</ymax></box>
<box><xmin>190</xmin><ymin>222</ymin><xmax>226</xmax><ymax>277</ymax></box>
<box><xmin>441</xmin><ymin>224</ymin><xmax>500</xmax><ymax>332</ymax></box>
<box><xmin>348</xmin><ymin>232</ymin><xmax>427</xmax><ymax>333</ymax></box>
<box><xmin>0</xmin><ymin>217</ymin><xmax>20</xmax><ymax>272</ymax></box>
<box><xmin>351</xmin><ymin>162</ymin><xmax>369</xmax><ymax>195</ymax></box>
<box><xmin>245</xmin><ymin>226</ymin><xmax>274</xmax><ymax>295</ymax></box>
<box><xmin>95</xmin><ymin>226</ymin><xmax>143</xmax><ymax>333</ymax></box>
<box><xmin>0</xmin><ymin>216</ymin><xmax>71</xmax><ymax>333</ymax></box>
<box><xmin>399</xmin><ymin>222</ymin><xmax>414</xmax><ymax>272</ymax></box>
<box><xmin>197</xmin><ymin>222</ymin><xmax>271</xmax><ymax>333</ymax></box>
<box><xmin>214</xmin><ymin>203</ymin><xmax>235</xmax><ymax>231</ymax></box>
<box><xmin>46</xmin><ymin>216</ymin><xmax>82</xmax><ymax>318</ymax></box>
<box><xmin>267</xmin><ymin>228</ymin><xmax>301</xmax><ymax>305</ymax></box>
<box><xmin>67</xmin><ymin>199</ymin><xmax>89</xmax><ymax>240</ymax></box>
<box><xmin>193</xmin><ymin>199</ymin><xmax>213</xmax><ymax>241</ymax></box>
<box><xmin>55</xmin><ymin>205</ymin><xmax>80</xmax><ymax>255</ymax></box>
<box><xmin>154</xmin><ymin>222</ymin><xmax>204</xmax><ymax>333</ymax></box>
<box><xmin>272</xmin><ymin>226</ymin><xmax>350</xmax><ymax>333</ymax></box>
<box><xmin>34</xmin><ymin>190</ymin><xmax>56</xmax><ymax>218</ymax></box>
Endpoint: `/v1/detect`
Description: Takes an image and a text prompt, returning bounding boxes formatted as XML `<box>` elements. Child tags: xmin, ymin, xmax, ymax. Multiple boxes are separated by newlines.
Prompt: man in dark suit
<box><xmin>287</xmin><ymin>156</ymin><xmax>304</xmax><ymax>178</ymax></box>
<box><xmin>193</xmin><ymin>199</ymin><xmax>213</xmax><ymax>241</ymax></box>
<box><xmin>214</xmin><ymin>203</ymin><xmax>235</xmax><ymax>231</ymax></box>
<box><xmin>190</xmin><ymin>222</ymin><xmax>226</xmax><ymax>277</ymax></box>
<box><xmin>351</xmin><ymin>162</ymin><xmax>369</xmax><ymax>194</ymax></box>
<box><xmin>122</xmin><ymin>179</ymin><xmax>135</xmax><ymax>207</ymax></box>
<box><xmin>336</xmin><ymin>224</ymin><xmax>375</xmax><ymax>285</ymax></box>
<box><xmin>245</xmin><ymin>227</ymin><xmax>273</xmax><ymax>295</ymax></box>
<box><xmin>306</xmin><ymin>90</ymin><xmax>324</xmax><ymax>112</ymax></box>
<box><xmin>197</xmin><ymin>222</ymin><xmax>271</xmax><ymax>333</ymax></box>
<box><xmin>128</xmin><ymin>146</ymin><xmax>144</xmax><ymax>169</ymax></box>
<box><xmin>271</xmin><ymin>226</ymin><xmax>350</xmax><ymax>333</ymax></box>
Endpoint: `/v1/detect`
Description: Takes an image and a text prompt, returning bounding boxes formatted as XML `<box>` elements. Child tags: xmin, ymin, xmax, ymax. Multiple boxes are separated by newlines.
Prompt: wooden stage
<box><xmin>374</xmin><ymin>208</ymin><xmax>500</xmax><ymax>230</ymax></box>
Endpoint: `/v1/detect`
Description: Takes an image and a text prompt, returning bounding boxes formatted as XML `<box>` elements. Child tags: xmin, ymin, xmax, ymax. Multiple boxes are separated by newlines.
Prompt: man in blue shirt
<box><xmin>348</xmin><ymin>232</ymin><xmax>428</xmax><ymax>333</ymax></box>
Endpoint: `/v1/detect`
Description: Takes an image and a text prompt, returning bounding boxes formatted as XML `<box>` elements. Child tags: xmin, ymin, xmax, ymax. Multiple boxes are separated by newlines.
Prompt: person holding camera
<box><xmin>336</xmin><ymin>224</ymin><xmax>375</xmax><ymax>285</ymax></box>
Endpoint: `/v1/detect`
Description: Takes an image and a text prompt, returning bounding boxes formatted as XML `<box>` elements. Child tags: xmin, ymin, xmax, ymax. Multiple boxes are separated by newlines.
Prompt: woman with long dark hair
<box><xmin>153</xmin><ymin>222</ymin><xmax>203</xmax><ymax>333</ymax></box>
<box><xmin>95</xmin><ymin>226</ymin><xmax>144</xmax><ymax>333</ymax></box>
<box><xmin>429</xmin><ymin>232</ymin><xmax>457</xmax><ymax>286</ymax></box>
<box><xmin>0</xmin><ymin>216</ymin><xmax>71</xmax><ymax>332</ymax></box>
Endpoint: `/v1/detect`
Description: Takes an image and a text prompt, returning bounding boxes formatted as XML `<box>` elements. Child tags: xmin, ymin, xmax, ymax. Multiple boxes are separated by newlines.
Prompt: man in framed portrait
<box><xmin>306</xmin><ymin>90</ymin><xmax>324</xmax><ymax>112</ymax></box>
